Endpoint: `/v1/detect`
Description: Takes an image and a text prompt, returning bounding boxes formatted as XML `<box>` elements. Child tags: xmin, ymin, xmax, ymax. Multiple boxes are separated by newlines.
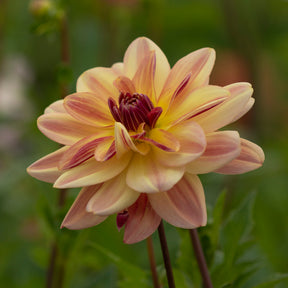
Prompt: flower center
<box><xmin>108</xmin><ymin>92</ymin><xmax>162</xmax><ymax>131</ymax></box>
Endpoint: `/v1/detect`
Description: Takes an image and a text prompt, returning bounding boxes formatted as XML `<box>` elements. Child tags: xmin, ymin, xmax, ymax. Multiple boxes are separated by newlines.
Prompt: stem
<box><xmin>146</xmin><ymin>236</ymin><xmax>161</xmax><ymax>288</ymax></box>
<box><xmin>189</xmin><ymin>229</ymin><xmax>213</xmax><ymax>288</ymax></box>
<box><xmin>46</xmin><ymin>13</ymin><xmax>70</xmax><ymax>288</ymax></box>
<box><xmin>46</xmin><ymin>243</ymin><xmax>57</xmax><ymax>288</ymax></box>
<box><xmin>157</xmin><ymin>221</ymin><xmax>175</xmax><ymax>288</ymax></box>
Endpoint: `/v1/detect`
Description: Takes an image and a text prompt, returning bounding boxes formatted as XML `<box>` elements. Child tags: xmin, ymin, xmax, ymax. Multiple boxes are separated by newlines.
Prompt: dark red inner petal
<box><xmin>116</xmin><ymin>210</ymin><xmax>129</xmax><ymax>231</ymax></box>
<box><xmin>108</xmin><ymin>92</ymin><xmax>162</xmax><ymax>131</ymax></box>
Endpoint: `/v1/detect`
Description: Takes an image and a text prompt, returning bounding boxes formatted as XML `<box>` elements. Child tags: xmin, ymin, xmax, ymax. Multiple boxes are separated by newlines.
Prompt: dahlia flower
<box><xmin>27</xmin><ymin>37</ymin><xmax>264</xmax><ymax>244</ymax></box>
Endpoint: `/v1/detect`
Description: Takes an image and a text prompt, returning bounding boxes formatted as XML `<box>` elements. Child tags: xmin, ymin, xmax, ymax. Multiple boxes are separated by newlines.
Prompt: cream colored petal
<box><xmin>44</xmin><ymin>100</ymin><xmax>66</xmax><ymax>114</ymax></box>
<box><xmin>113</xmin><ymin>75</ymin><xmax>136</xmax><ymax>94</ymax></box>
<box><xmin>94</xmin><ymin>138</ymin><xmax>115</xmax><ymax>162</ymax></box>
<box><xmin>37</xmin><ymin>113</ymin><xmax>97</xmax><ymax>146</ymax></box>
<box><xmin>186</xmin><ymin>131</ymin><xmax>241</xmax><ymax>174</ymax></box>
<box><xmin>132</xmin><ymin>51</ymin><xmax>156</xmax><ymax>104</ymax></box>
<box><xmin>126</xmin><ymin>152</ymin><xmax>185</xmax><ymax>193</ymax></box>
<box><xmin>27</xmin><ymin>146</ymin><xmax>68</xmax><ymax>183</ymax></box>
<box><xmin>64</xmin><ymin>92</ymin><xmax>114</xmax><ymax>127</ymax></box>
<box><xmin>144</xmin><ymin>128</ymin><xmax>180</xmax><ymax>152</ymax></box>
<box><xmin>160</xmin><ymin>85</ymin><xmax>229</xmax><ymax>127</ymax></box>
<box><xmin>86</xmin><ymin>174</ymin><xmax>140</xmax><ymax>216</ymax></box>
<box><xmin>114</xmin><ymin>122</ymin><xmax>138</xmax><ymax>158</ymax></box>
<box><xmin>111</xmin><ymin>62</ymin><xmax>124</xmax><ymax>75</ymax></box>
<box><xmin>148</xmin><ymin>173</ymin><xmax>207</xmax><ymax>228</ymax></box>
<box><xmin>58</xmin><ymin>132</ymin><xmax>114</xmax><ymax>170</ymax></box>
<box><xmin>61</xmin><ymin>185</ymin><xmax>107</xmax><ymax>230</ymax></box>
<box><xmin>232</xmin><ymin>98</ymin><xmax>255</xmax><ymax>122</ymax></box>
<box><xmin>225</xmin><ymin>82</ymin><xmax>255</xmax><ymax>122</ymax></box>
<box><xmin>54</xmin><ymin>152</ymin><xmax>132</xmax><ymax>188</ymax></box>
<box><xmin>153</xmin><ymin>120</ymin><xmax>206</xmax><ymax>167</ymax></box>
<box><xmin>76</xmin><ymin>67</ymin><xmax>119</xmax><ymax>100</ymax></box>
<box><xmin>158</xmin><ymin>48</ymin><xmax>215</xmax><ymax>111</ymax></box>
<box><xmin>123</xmin><ymin>194</ymin><xmax>161</xmax><ymax>244</ymax></box>
<box><xmin>123</xmin><ymin>37</ymin><xmax>170</xmax><ymax>97</ymax></box>
<box><xmin>215</xmin><ymin>138</ymin><xmax>264</xmax><ymax>174</ymax></box>
<box><xmin>193</xmin><ymin>82</ymin><xmax>253</xmax><ymax>132</ymax></box>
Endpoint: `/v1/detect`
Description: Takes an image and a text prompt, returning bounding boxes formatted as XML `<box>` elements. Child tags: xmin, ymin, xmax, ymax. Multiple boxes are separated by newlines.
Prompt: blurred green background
<box><xmin>1</xmin><ymin>0</ymin><xmax>288</xmax><ymax>287</ymax></box>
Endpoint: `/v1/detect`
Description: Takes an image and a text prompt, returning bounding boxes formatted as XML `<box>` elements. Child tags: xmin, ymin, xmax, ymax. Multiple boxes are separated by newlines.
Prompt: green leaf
<box><xmin>176</xmin><ymin>229</ymin><xmax>201</xmax><ymax>287</ymax></box>
<box><xmin>211</xmin><ymin>192</ymin><xmax>258</xmax><ymax>287</ymax></box>
<box><xmin>89</xmin><ymin>242</ymin><xmax>150</xmax><ymax>288</ymax></box>
<box><xmin>220</xmin><ymin>191</ymin><xmax>257</xmax><ymax>265</ymax></box>
<box><xmin>252</xmin><ymin>273</ymin><xmax>288</xmax><ymax>288</ymax></box>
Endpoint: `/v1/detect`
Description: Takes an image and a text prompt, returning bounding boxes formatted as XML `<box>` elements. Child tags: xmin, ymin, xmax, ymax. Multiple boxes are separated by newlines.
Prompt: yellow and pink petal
<box><xmin>123</xmin><ymin>194</ymin><xmax>161</xmax><ymax>244</ymax></box>
<box><xmin>61</xmin><ymin>184</ymin><xmax>107</xmax><ymax>230</ymax></box>
<box><xmin>132</xmin><ymin>51</ymin><xmax>157</xmax><ymax>104</ymax></box>
<box><xmin>144</xmin><ymin>128</ymin><xmax>180</xmax><ymax>152</ymax></box>
<box><xmin>64</xmin><ymin>92</ymin><xmax>114</xmax><ymax>127</ymax></box>
<box><xmin>148</xmin><ymin>173</ymin><xmax>207</xmax><ymax>228</ymax></box>
<box><xmin>126</xmin><ymin>152</ymin><xmax>185</xmax><ymax>193</ymax></box>
<box><xmin>54</xmin><ymin>152</ymin><xmax>132</xmax><ymax>189</ymax></box>
<box><xmin>76</xmin><ymin>67</ymin><xmax>120</xmax><ymax>99</ymax></box>
<box><xmin>123</xmin><ymin>37</ymin><xmax>170</xmax><ymax>97</ymax></box>
<box><xmin>215</xmin><ymin>138</ymin><xmax>264</xmax><ymax>174</ymax></box>
<box><xmin>157</xmin><ymin>47</ymin><xmax>215</xmax><ymax>112</ymax></box>
<box><xmin>186</xmin><ymin>131</ymin><xmax>241</xmax><ymax>174</ymax></box>
<box><xmin>160</xmin><ymin>85</ymin><xmax>229</xmax><ymax>128</ymax></box>
<box><xmin>58</xmin><ymin>132</ymin><xmax>114</xmax><ymax>170</ymax></box>
<box><xmin>192</xmin><ymin>82</ymin><xmax>253</xmax><ymax>133</ymax></box>
<box><xmin>153</xmin><ymin>120</ymin><xmax>206</xmax><ymax>167</ymax></box>
<box><xmin>44</xmin><ymin>100</ymin><xmax>66</xmax><ymax>114</ymax></box>
<box><xmin>27</xmin><ymin>146</ymin><xmax>68</xmax><ymax>183</ymax></box>
<box><xmin>114</xmin><ymin>122</ymin><xmax>139</xmax><ymax>158</ymax></box>
<box><xmin>37</xmin><ymin>112</ymin><xmax>98</xmax><ymax>146</ymax></box>
<box><xmin>113</xmin><ymin>75</ymin><xmax>136</xmax><ymax>94</ymax></box>
<box><xmin>86</xmin><ymin>174</ymin><xmax>140</xmax><ymax>216</ymax></box>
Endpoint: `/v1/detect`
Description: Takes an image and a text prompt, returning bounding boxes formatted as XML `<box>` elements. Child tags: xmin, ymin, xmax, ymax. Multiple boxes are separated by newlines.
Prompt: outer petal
<box><xmin>27</xmin><ymin>146</ymin><xmax>68</xmax><ymax>183</ymax></box>
<box><xmin>123</xmin><ymin>37</ymin><xmax>170</xmax><ymax>97</ymax></box>
<box><xmin>112</xmin><ymin>62</ymin><xmax>124</xmax><ymax>75</ymax></box>
<box><xmin>59</xmin><ymin>131</ymin><xmax>114</xmax><ymax>170</ymax></box>
<box><xmin>64</xmin><ymin>92</ymin><xmax>114</xmax><ymax>127</ymax></box>
<box><xmin>225</xmin><ymin>82</ymin><xmax>255</xmax><ymax>122</ymax></box>
<box><xmin>160</xmin><ymin>85</ymin><xmax>229</xmax><ymax>127</ymax></box>
<box><xmin>193</xmin><ymin>82</ymin><xmax>253</xmax><ymax>133</ymax></box>
<box><xmin>76</xmin><ymin>67</ymin><xmax>119</xmax><ymax>100</ymax></box>
<box><xmin>186</xmin><ymin>131</ymin><xmax>241</xmax><ymax>174</ymax></box>
<box><xmin>86</xmin><ymin>174</ymin><xmax>140</xmax><ymax>216</ymax></box>
<box><xmin>37</xmin><ymin>113</ymin><xmax>97</xmax><ymax>146</ymax></box>
<box><xmin>44</xmin><ymin>100</ymin><xmax>66</xmax><ymax>114</ymax></box>
<box><xmin>126</xmin><ymin>152</ymin><xmax>185</xmax><ymax>193</ymax></box>
<box><xmin>158</xmin><ymin>48</ymin><xmax>215</xmax><ymax>111</ymax></box>
<box><xmin>153</xmin><ymin>120</ymin><xmax>206</xmax><ymax>167</ymax></box>
<box><xmin>148</xmin><ymin>173</ymin><xmax>206</xmax><ymax>228</ymax></box>
<box><xmin>54</xmin><ymin>153</ymin><xmax>132</xmax><ymax>188</ymax></box>
<box><xmin>61</xmin><ymin>185</ymin><xmax>107</xmax><ymax>230</ymax></box>
<box><xmin>123</xmin><ymin>194</ymin><xmax>161</xmax><ymax>244</ymax></box>
<box><xmin>215</xmin><ymin>138</ymin><xmax>264</xmax><ymax>174</ymax></box>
